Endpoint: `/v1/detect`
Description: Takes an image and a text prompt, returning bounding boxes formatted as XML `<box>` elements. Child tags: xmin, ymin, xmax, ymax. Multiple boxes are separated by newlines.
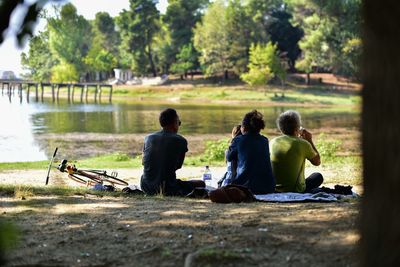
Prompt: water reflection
<box><xmin>0</xmin><ymin>93</ymin><xmax>359</xmax><ymax>162</ymax></box>
<box><xmin>0</xmin><ymin>92</ymin><xmax>47</xmax><ymax>162</ymax></box>
<box><xmin>30</xmin><ymin>100</ymin><xmax>359</xmax><ymax>135</ymax></box>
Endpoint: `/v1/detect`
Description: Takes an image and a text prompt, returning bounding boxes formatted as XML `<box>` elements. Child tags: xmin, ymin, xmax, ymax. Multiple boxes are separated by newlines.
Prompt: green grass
<box><xmin>0</xmin><ymin>184</ymin><xmax>130</xmax><ymax>198</ymax></box>
<box><xmin>112</xmin><ymin>84</ymin><xmax>360</xmax><ymax>106</ymax></box>
<box><xmin>0</xmin><ymin>152</ymin><xmax>226</xmax><ymax>172</ymax></box>
<box><xmin>0</xmin><ymin>153</ymin><xmax>142</xmax><ymax>171</ymax></box>
<box><xmin>0</xmin><ymin>161</ymin><xmax>50</xmax><ymax>171</ymax></box>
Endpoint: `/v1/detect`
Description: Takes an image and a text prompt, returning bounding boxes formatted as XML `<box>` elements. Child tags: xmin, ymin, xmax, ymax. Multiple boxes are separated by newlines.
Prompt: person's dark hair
<box><xmin>159</xmin><ymin>108</ymin><xmax>178</xmax><ymax>127</ymax></box>
<box><xmin>230</xmin><ymin>124</ymin><xmax>242</xmax><ymax>143</ymax></box>
<box><xmin>242</xmin><ymin>110</ymin><xmax>265</xmax><ymax>133</ymax></box>
<box><xmin>276</xmin><ymin>110</ymin><xmax>301</xmax><ymax>135</ymax></box>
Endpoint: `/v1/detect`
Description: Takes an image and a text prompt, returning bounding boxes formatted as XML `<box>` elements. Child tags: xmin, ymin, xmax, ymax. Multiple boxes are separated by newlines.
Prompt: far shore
<box><xmin>33</xmin><ymin>74</ymin><xmax>361</xmax><ymax>107</ymax></box>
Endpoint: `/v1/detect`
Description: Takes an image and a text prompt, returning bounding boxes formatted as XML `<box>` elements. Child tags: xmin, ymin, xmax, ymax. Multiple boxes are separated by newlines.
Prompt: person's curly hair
<box><xmin>242</xmin><ymin>110</ymin><xmax>265</xmax><ymax>133</ymax></box>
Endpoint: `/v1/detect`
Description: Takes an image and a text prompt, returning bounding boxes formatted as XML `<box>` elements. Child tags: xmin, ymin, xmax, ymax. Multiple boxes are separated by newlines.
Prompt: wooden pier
<box><xmin>0</xmin><ymin>80</ymin><xmax>113</xmax><ymax>103</ymax></box>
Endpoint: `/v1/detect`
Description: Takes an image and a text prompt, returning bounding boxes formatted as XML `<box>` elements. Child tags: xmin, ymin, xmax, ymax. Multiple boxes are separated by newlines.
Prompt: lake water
<box><xmin>0</xmin><ymin>92</ymin><xmax>359</xmax><ymax>162</ymax></box>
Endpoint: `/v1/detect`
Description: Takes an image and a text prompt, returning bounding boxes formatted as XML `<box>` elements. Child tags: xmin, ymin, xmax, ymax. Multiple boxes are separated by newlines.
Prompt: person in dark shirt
<box><xmin>140</xmin><ymin>108</ymin><xmax>205</xmax><ymax>196</ymax></box>
<box><xmin>226</xmin><ymin>110</ymin><xmax>276</xmax><ymax>194</ymax></box>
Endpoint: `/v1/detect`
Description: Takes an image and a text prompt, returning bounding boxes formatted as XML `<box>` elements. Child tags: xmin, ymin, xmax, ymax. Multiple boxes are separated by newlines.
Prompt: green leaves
<box><xmin>51</xmin><ymin>61</ymin><xmax>78</xmax><ymax>83</ymax></box>
<box><xmin>170</xmin><ymin>43</ymin><xmax>198</xmax><ymax>75</ymax></box>
<box><xmin>116</xmin><ymin>0</ymin><xmax>160</xmax><ymax>76</ymax></box>
<box><xmin>241</xmin><ymin>42</ymin><xmax>285</xmax><ymax>86</ymax></box>
<box><xmin>20</xmin><ymin>30</ymin><xmax>55</xmax><ymax>81</ymax></box>
<box><xmin>48</xmin><ymin>3</ymin><xmax>92</xmax><ymax>76</ymax></box>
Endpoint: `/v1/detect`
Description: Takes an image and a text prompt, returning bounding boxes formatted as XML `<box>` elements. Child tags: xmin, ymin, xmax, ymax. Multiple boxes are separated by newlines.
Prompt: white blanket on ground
<box><xmin>255</xmin><ymin>192</ymin><xmax>358</xmax><ymax>202</ymax></box>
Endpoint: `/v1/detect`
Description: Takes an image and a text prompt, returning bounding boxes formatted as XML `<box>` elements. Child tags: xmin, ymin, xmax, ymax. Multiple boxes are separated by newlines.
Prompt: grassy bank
<box><xmin>112</xmin><ymin>84</ymin><xmax>360</xmax><ymax>106</ymax></box>
<box><xmin>0</xmin><ymin>153</ymin><xmax>225</xmax><ymax>172</ymax></box>
<box><xmin>0</xmin><ymin>135</ymin><xmax>362</xmax><ymax>185</ymax></box>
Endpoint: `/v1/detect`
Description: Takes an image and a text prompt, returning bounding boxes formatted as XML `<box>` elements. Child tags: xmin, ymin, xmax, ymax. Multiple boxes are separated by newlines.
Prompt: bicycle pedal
<box><xmin>111</xmin><ymin>171</ymin><xmax>118</xmax><ymax>178</ymax></box>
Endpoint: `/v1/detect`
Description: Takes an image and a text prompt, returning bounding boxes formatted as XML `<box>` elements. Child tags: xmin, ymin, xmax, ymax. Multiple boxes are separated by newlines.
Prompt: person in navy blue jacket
<box><xmin>226</xmin><ymin>110</ymin><xmax>276</xmax><ymax>194</ymax></box>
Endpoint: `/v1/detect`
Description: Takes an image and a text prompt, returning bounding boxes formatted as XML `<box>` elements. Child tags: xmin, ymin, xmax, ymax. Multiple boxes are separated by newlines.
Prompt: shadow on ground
<box><xmin>1</xmin><ymin>195</ymin><xmax>359</xmax><ymax>267</ymax></box>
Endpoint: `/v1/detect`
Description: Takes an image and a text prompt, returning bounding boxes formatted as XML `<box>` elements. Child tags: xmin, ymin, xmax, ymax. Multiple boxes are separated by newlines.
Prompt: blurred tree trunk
<box><xmin>306</xmin><ymin>73</ymin><xmax>310</xmax><ymax>85</ymax></box>
<box><xmin>361</xmin><ymin>1</ymin><xmax>400</xmax><ymax>266</ymax></box>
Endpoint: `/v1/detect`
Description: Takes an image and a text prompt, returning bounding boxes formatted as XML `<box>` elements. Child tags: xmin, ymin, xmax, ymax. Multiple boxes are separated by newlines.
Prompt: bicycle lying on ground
<box><xmin>45</xmin><ymin>147</ymin><xmax>128</xmax><ymax>187</ymax></box>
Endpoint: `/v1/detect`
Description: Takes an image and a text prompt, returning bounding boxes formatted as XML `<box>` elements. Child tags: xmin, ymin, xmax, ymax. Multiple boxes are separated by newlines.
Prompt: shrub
<box><xmin>112</xmin><ymin>153</ymin><xmax>131</xmax><ymax>162</ymax></box>
<box><xmin>316</xmin><ymin>133</ymin><xmax>341</xmax><ymax>161</ymax></box>
<box><xmin>203</xmin><ymin>139</ymin><xmax>229</xmax><ymax>162</ymax></box>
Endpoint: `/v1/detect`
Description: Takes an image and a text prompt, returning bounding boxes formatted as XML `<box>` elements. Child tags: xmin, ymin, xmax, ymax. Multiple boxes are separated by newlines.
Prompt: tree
<box><xmin>361</xmin><ymin>1</ymin><xmax>400</xmax><ymax>266</ymax></box>
<box><xmin>245</xmin><ymin>0</ymin><xmax>285</xmax><ymax>42</ymax></box>
<box><xmin>193</xmin><ymin>0</ymin><xmax>232</xmax><ymax>80</ymax></box>
<box><xmin>116</xmin><ymin>0</ymin><xmax>160</xmax><ymax>76</ymax></box>
<box><xmin>47</xmin><ymin>3</ymin><xmax>92</xmax><ymax>77</ymax></box>
<box><xmin>20</xmin><ymin>30</ymin><xmax>56</xmax><ymax>81</ymax></box>
<box><xmin>292</xmin><ymin>10</ymin><xmax>334</xmax><ymax>83</ymax></box>
<box><xmin>241</xmin><ymin>42</ymin><xmax>283</xmax><ymax>87</ymax></box>
<box><xmin>286</xmin><ymin>0</ymin><xmax>362</xmax><ymax>78</ymax></box>
<box><xmin>170</xmin><ymin>44</ymin><xmax>198</xmax><ymax>79</ymax></box>
<box><xmin>51</xmin><ymin>61</ymin><xmax>79</xmax><ymax>82</ymax></box>
<box><xmin>163</xmin><ymin>0</ymin><xmax>209</xmax><ymax>68</ymax></box>
<box><xmin>83</xmin><ymin>44</ymin><xmax>117</xmax><ymax>77</ymax></box>
<box><xmin>266</xmin><ymin>9</ymin><xmax>303</xmax><ymax>70</ymax></box>
<box><xmin>92</xmin><ymin>12</ymin><xmax>120</xmax><ymax>55</ymax></box>
<box><xmin>225</xmin><ymin>0</ymin><xmax>254</xmax><ymax>75</ymax></box>
<box><xmin>84</xmin><ymin>12</ymin><xmax>119</xmax><ymax>79</ymax></box>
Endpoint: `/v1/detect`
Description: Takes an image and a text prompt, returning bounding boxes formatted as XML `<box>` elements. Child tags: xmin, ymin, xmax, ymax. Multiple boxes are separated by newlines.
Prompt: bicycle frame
<box><xmin>45</xmin><ymin>148</ymin><xmax>128</xmax><ymax>187</ymax></box>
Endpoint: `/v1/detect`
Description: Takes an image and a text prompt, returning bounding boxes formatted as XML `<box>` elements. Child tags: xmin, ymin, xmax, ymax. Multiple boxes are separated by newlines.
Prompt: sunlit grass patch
<box><xmin>0</xmin><ymin>161</ymin><xmax>49</xmax><ymax>171</ymax></box>
<box><xmin>14</xmin><ymin>186</ymin><xmax>34</xmax><ymax>200</ymax></box>
<box><xmin>112</xmin><ymin>84</ymin><xmax>360</xmax><ymax>106</ymax></box>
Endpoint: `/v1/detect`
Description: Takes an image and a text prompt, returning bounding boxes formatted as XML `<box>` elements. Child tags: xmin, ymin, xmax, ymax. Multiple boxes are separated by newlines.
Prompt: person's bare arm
<box><xmin>300</xmin><ymin>128</ymin><xmax>321</xmax><ymax>166</ymax></box>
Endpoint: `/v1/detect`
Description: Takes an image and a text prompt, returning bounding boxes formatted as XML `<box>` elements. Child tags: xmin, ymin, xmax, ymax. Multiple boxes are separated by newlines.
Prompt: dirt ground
<box><xmin>34</xmin><ymin>127</ymin><xmax>360</xmax><ymax>160</ymax></box>
<box><xmin>1</xmin><ymin>85</ymin><xmax>361</xmax><ymax>266</ymax></box>
<box><xmin>1</xmin><ymin>194</ymin><xmax>359</xmax><ymax>267</ymax></box>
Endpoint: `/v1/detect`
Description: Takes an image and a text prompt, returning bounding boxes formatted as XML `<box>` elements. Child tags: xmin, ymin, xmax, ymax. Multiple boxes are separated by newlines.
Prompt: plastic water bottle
<box><xmin>202</xmin><ymin>166</ymin><xmax>212</xmax><ymax>187</ymax></box>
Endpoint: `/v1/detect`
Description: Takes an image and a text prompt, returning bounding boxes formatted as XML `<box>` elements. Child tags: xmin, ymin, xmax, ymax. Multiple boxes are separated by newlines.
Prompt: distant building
<box><xmin>0</xmin><ymin>70</ymin><xmax>17</xmax><ymax>80</ymax></box>
<box><xmin>113</xmin><ymin>69</ymin><xmax>133</xmax><ymax>82</ymax></box>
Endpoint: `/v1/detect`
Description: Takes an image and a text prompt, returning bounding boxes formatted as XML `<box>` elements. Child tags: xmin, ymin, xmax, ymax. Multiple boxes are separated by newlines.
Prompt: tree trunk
<box><xmin>306</xmin><ymin>73</ymin><xmax>311</xmax><ymax>85</ymax></box>
<box><xmin>224</xmin><ymin>70</ymin><xmax>229</xmax><ymax>81</ymax></box>
<box><xmin>361</xmin><ymin>1</ymin><xmax>400</xmax><ymax>266</ymax></box>
<box><xmin>147</xmin><ymin>45</ymin><xmax>157</xmax><ymax>77</ymax></box>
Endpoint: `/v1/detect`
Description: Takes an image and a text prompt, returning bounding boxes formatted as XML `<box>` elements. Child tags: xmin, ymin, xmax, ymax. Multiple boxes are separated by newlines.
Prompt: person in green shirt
<box><xmin>270</xmin><ymin>110</ymin><xmax>323</xmax><ymax>193</ymax></box>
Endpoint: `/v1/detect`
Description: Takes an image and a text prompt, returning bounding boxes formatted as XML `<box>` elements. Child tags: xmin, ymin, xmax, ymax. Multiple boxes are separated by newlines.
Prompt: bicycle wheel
<box><xmin>77</xmin><ymin>170</ymin><xmax>103</xmax><ymax>184</ymax></box>
<box><xmin>68</xmin><ymin>174</ymin><xmax>95</xmax><ymax>185</ymax></box>
<box><xmin>88</xmin><ymin>170</ymin><xmax>128</xmax><ymax>186</ymax></box>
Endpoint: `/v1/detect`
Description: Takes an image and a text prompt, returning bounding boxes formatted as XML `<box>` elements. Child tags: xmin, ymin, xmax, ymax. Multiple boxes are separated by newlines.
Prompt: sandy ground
<box><xmin>0</xmin><ymin>167</ymin><xmax>226</xmax><ymax>188</ymax></box>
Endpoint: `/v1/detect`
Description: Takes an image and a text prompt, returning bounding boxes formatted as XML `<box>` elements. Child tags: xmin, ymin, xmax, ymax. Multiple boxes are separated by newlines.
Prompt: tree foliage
<box><xmin>170</xmin><ymin>43</ymin><xmax>198</xmax><ymax>77</ymax></box>
<box><xmin>84</xmin><ymin>12</ymin><xmax>118</xmax><ymax>73</ymax></box>
<box><xmin>51</xmin><ymin>61</ymin><xmax>79</xmax><ymax>82</ymax></box>
<box><xmin>116</xmin><ymin>0</ymin><xmax>160</xmax><ymax>76</ymax></box>
<box><xmin>20</xmin><ymin>30</ymin><xmax>55</xmax><ymax>81</ymax></box>
<box><xmin>266</xmin><ymin>10</ymin><xmax>303</xmax><ymax>70</ymax></box>
<box><xmin>193</xmin><ymin>0</ymin><xmax>231</xmax><ymax>78</ymax></box>
<box><xmin>0</xmin><ymin>0</ymin><xmax>363</xmax><ymax>81</ymax></box>
<box><xmin>287</xmin><ymin>0</ymin><xmax>362</xmax><ymax>77</ymax></box>
<box><xmin>241</xmin><ymin>42</ymin><xmax>285</xmax><ymax>86</ymax></box>
<box><xmin>163</xmin><ymin>0</ymin><xmax>208</xmax><ymax>68</ymax></box>
<box><xmin>47</xmin><ymin>3</ymin><xmax>92</xmax><ymax>74</ymax></box>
